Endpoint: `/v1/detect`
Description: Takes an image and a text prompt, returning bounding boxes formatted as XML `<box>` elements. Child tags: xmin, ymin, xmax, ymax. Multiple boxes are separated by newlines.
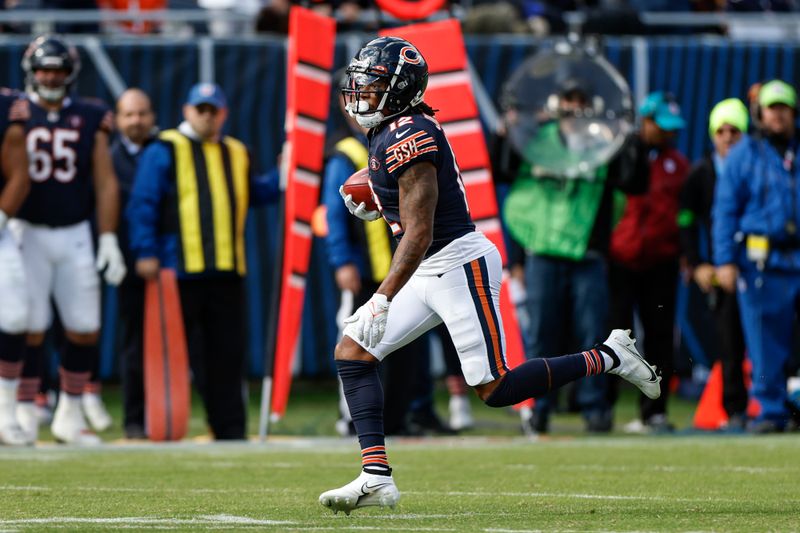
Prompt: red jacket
<box><xmin>610</xmin><ymin>146</ymin><xmax>688</xmax><ymax>270</ymax></box>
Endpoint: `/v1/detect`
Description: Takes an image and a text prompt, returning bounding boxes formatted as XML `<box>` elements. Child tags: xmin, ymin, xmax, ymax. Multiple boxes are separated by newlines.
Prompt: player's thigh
<box><xmin>15</xmin><ymin>222</ymin><xmax>54</xmax><ymax>332</ymax></box>
<box><xmin>0</xmin><ymin>230</ymin><xmax>29</xmax><ymax>333</ymax></box>
<box><xmin>52</xmin><ymin>222</ymin><xmax>100</xmax><ymax>334</ymax></box>
<box><xmin>346</xmin><ymin>277</ymin><xmax>442</xmax><ymax>360</ymax></box>
<box><xmin>427</xmin><ymin>250</ymin><xmax>507</xmax><ymax>387</ymax></box>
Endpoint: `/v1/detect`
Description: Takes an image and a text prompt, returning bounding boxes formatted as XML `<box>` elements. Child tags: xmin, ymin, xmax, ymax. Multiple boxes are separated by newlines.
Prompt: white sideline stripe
<box><xmin>0</xmin><ymin>485</ymin><xmax>300</xmax><ymax>494</ymax></box>
<box><xmin>474</xmin><ymin>219</ymin><xmax>502</xmax><ymax>234</ymax></box>
<box><xmin>404</xmin><ymin>490</ymin><xmax>727</xmax><ymax>503</ymax></box>
<box><xmin>460</xmin><ymin>169</ymin><xmax>491</xmax><ymax>185</ymax></box>
<box><xmin>507</xmin><ymin>464</ymin><xmax>787</xmax><ymax>474</ymax></box>
<box><xmin>295</xmin><ymin>115</ymin><xmax>326</xmax><ymax>136</ymax></box>
<box><xmin>427</xmin><ymin>71</ymin><xmax>471</xmax><ymax>90</ymax></box>
<box><xmin>292</xmin><ymin>220</ymin><xmax>312</xmax><ymax>238</ymax></box>
<box><xmin>293</xmin><ymin>168</ymin><xmax>320</xmax><ymax>187</ymax></box>
<box><xmin>295</xmin><ymin>63</ymin><xmax>331</xmax><ymax>85</ymax></box>
<box><xmin>0</xmin><ymin>514</ymin><xmax>293</xmax><ymax>526</ymax></box>
<box><xmin>442</xmin><ymin>119</ymin><xmax>481</xmax><ymax>138</ymax></box>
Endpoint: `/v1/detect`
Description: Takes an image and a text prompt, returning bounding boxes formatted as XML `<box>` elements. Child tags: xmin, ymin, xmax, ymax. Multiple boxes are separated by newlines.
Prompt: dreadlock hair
<box><xmin>413</xmin><ymin>102</ymin><xmax>438</xmax><ymax>117</ymax></box>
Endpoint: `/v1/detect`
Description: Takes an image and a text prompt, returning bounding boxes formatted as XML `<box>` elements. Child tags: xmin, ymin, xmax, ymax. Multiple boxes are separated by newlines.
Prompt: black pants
<box><xmin>711</xmin><ymin>288</ymin><xmax>748</xmax><ymax>417</ymax></box>
<box><xmin>609</xmin><ymin>260</ymin><xmax>678</xmax><ymax>421</ymax></box>
<box><xmin>118</xmin><ymin>273</ymin><xmax>145</xmax><ymax>431</ymax></box>
<box><xmin>179</xmin><ymin>277</ymin><xmax>247</xmax><ymax>440</ymax></box>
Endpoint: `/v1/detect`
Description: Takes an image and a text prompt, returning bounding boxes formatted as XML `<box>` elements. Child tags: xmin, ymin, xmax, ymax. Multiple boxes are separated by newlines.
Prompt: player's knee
<box><xmin>65</xmin><ymin>330</ymin><xmax>99</xmax><ymax>345</ymax></box>
<box><xmin>334</xmin><ymin>335</ymin><xmax>375</xmax><ymax>362</ymax></box>
<box><xmin>475</xmin><ymin>378</ymin><xmax>504</xmax><ymax>405</ymax></box>
<box><xmin>26</xmin><ymin>332</ymin><xmax>45</xmax><ymax>346</ymax></box>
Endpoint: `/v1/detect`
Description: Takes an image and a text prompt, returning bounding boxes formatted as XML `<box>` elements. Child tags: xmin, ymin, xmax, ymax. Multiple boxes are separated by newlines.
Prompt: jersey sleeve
<box><xmin>382</xmin><ymin>119</ymin><xmax>439</xmax><ymax>180</ymax></box>
<box><xmin>81</xmin><ymin>98</ymin><xmax>114</xmax><ymax>135</ymax></box>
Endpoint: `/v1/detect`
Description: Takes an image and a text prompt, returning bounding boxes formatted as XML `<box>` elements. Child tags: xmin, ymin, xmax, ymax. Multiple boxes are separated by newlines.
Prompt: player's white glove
<box><xmin>339</xmin><ymin>186</ymin><xmax>381</xmax><ymax>221</ymax></box>
<box><xmin>343</xmin><ymin>293</ymin><xmax>390</xmax><ymax>349</ymax></box>
<box><xmin>0</xmin><ymin>209</ymin><xmax>7</xmax><ymax>233</ymax></box>
<box><xmin>96</xmin><ymin>232</ymin><xmax>127</xmax><ymax>286</ymax></box>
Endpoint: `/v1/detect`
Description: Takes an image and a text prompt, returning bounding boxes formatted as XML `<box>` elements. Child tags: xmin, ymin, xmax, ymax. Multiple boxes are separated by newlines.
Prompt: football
<box><xmin>342</xmin><ymin>167</ymin><xmax>378</xmax><ymax>212</ymax></box>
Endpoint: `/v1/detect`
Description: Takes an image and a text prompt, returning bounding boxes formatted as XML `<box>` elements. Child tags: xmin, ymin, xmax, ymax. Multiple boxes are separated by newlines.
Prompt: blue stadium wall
<box><xmin>0</xmin><ymin>35</ymin><xmax>796</xmax><ymax>379</ymax></box>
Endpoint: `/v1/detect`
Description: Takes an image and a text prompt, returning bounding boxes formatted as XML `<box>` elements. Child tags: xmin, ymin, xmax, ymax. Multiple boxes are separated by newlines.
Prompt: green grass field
<box><xmin>2</xmin><ymin>381</ymin><xmax>799</xmax><ymax>532</ymax></box>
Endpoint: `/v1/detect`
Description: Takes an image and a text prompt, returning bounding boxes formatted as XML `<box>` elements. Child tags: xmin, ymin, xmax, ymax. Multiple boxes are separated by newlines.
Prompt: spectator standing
<box><xmin>110</xmin><ymin>88</ymin><xmax>156</xmax><ymax>439</ymax></box>
<box><xmin>498</xmin><ymin>83</ymin><xmax>649</xmax><ymax>433</ymax></box>
<box><xmin>678</xmin><ymin>98</ymin><xmax>749</xmax><ymax>429</ymax></box>
<box><xmin>713</xmin><ymin>80</ymin><xmax>800</xmax><ymax>433</ymax></box>
<box><xmin>127</xmin><ymin>83</ymin><xmax>278</xmax><ymax>440</ymax></box>
<box><xmin>609</xmin><ymin>91</ymin><xmax>689</xmax><ymax>433</ymax></box>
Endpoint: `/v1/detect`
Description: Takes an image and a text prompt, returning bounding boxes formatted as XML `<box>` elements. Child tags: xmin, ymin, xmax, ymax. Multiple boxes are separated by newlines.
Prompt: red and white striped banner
<box><xmin>271</xmin><ymin>6</ymin><xmax>336</xmax><ymax>419</ymax></box>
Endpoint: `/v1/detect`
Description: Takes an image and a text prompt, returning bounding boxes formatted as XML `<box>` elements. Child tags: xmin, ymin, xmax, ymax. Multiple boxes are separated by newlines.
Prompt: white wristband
<box><xmin>0</xmin><ymin>210</ymin><xmax>7</xmax><ymax>233</ymax></box>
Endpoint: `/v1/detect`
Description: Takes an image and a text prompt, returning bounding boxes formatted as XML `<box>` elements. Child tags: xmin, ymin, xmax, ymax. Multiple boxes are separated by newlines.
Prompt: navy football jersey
<box><xmin>368</xmin><ymin>112</ymin><xmax>474</xmax><ymax>256</ymax></box>
<box><xmin>0</xmin><ymin>90</ymin><xmax>28</xmax><ymax>193</ymax></box>
<box><xmin>17</xmin><ymin>95</ymin><xmax>113</xmax><ymax>226</ymax></box>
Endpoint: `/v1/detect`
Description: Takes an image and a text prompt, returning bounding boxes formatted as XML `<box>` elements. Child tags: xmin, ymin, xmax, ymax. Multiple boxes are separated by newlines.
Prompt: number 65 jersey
<box><xmin>16</xmin><ymin>95</ymin><xmax>113</xmax><ymax>227</ymax></box>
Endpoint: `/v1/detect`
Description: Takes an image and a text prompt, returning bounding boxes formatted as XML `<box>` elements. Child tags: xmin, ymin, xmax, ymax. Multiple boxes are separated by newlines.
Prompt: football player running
<box><xmin>14</xmin><ymin>35</ymin><xmax>125</xmax><ymax>445</ymax></box>
<box><xmin>319</xmin><ymin>36</ymin><xmax>662</xmax><ymax>515</ymax></box>
<box><xmin>0</xmin><ymin>91</ymin><xmax>32</xmax><ymax>446</ymax></box>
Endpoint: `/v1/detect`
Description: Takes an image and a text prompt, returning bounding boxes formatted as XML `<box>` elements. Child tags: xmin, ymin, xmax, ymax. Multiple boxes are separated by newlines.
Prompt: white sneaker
<box><xmin>448</xmin><ymin>394</ymin><xmax>474</xmax><ymax>431</ymax></box>
<box><xmin>623</xmin><ymin>418</ymin><xmax>647</xmax><ymax>434</ymax></box>
<box><xmin>604</xmin><ymin>329</ymin><xmax>662</xmax><ymax>400</ymax></box>
<box><xmin>82</xmin><ymin>392</ymin><xmax>112</xmax><ymax>432</ymax></box>
<box><xmin>319</xmin><ymin>471</ymin><xmax>400</xmax><ymax>515</ymax></box>
<box><xmin>0</xmin><ymin>379</ymin><xmax>30</xmax><ymax>446</ymax></box>
<box><xmin>16</xmin><ymin>402</ymin><xmax>39</xmax><ymax>444</ymax></box>
<box><xmin>0</xmin><ymin>421</ymin><xmax>29</xmax><ymax>446</ymax></box>
<box><xmin>51</xmin><ymin>393</ymin><xmax>101</xmax><ymax>446</ymax></box>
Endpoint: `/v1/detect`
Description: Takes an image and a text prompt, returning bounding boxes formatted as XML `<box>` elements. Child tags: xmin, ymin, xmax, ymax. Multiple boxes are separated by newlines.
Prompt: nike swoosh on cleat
<box><xmin>360</xmin><ymin>481</ymin><xmax>390</xmax><ymax>495</ymax></box>
<box><xmin>395</xmin><ymin>128</ymin><xmax>410</xmax><ymax>139</ymax></box>
<box><xmin>632</xmin><ymin>353</ymin><xmax>659</xmax><ymax>382</ymax></box>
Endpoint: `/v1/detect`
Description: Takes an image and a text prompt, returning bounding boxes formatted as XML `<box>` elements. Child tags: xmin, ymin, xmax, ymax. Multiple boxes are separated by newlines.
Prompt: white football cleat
<box><xmin>0</xmin><ymin>421</ymin><xmax>29</xmax><ymax>446</ymax></box>
<box><xmin>448</xmin><ymin>394</ymin><xmax>474</xmax><ymax>431</ymax></box>
<box><xmin>16</xmin><ymin>402</ymin><xmax>39</xmax><ymax>444</ymax></box>
<box><xmin>82</xmin><ymin>392</ymin><xmax>112</xmax><ymax>432</ymax></box>
<box><xmin>604</xmin><ymin>329</ymin><xmax>662</xmax><ymax>400</ymax></box>
<box><xmin>51</xmin><ymin>393</ymin><xmax>101</xmax><ymax>446</ymax></box>
<box><xmin>0</xmin><ymin>379</ymin><xmax>30</xmax><ymax>446</ymax></box>
<box><xmin>319</xmin><ymin>471</ymin><xmax>400</xmax><ymax>515</ymax></box>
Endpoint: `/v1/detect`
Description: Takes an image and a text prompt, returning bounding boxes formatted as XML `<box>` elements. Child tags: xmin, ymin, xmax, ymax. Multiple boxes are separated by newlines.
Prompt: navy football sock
<box><xmin>336</xmin><ymin>359</ymin><xmax>391</xmax><ymax>476</ymax></box>
<box><xmin>0</xmin><ymin>331</ymin><xmax>26</xmax><ymax>379</ymax></box>
<box><xmin>485</xmin><ymin>349</ymin><xmax>604</xmax><ymax>408</ymax></box>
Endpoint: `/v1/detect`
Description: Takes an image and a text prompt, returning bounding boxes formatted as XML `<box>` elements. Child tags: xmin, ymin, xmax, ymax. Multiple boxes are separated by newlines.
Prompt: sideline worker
<box><xmin>127</xmin><ymin>83</ymin><xmax>278</xmax><ymax>439</ymax></box>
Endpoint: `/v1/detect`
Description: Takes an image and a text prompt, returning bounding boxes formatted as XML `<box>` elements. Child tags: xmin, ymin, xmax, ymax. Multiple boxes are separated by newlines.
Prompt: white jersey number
<box><xmin>27</xmin><ymin>127</ymin><xmax>80</xmax><ymax>183</ymax></box>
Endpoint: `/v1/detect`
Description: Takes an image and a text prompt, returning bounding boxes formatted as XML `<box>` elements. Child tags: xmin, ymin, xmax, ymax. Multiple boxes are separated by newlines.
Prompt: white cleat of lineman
<box><xmin>82</xmin><ymin>392</ymin><xmax>112</xmax><ymax>432</ymax></box>
<box><xmin>51</xmin><ymin>393</ymin><xmax>101</xmax><ymax>446</ymax></box>
<box><xmin>319</xmin><ymin>471</ymin><xmax>400</xmax><ymax>515</ymax></box>
<box><xmin>16</xmin><ymin>402</ymin><xmax>39</xmax><ymax>444</ymax></box>
<box><xmin>604</xmin><ymin>329</ymin><xmax>662</xmax><ymax>400</ymax></box>
<box><xmin>0</xmin><ymin>421</ymin><xmax>29</xmax><ymax>446</ymax></box>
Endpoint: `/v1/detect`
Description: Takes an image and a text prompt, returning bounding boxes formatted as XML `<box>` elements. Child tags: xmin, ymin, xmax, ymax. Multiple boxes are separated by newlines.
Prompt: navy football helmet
<box><xmin>22</xmin><ymin>35</ymin><xmax>81</xmax><ymax>102</ymax></box>
<box><xmin>342</xmin><ymin>36</ymin><xmax>428</xmax><ymax>128</ymax></box>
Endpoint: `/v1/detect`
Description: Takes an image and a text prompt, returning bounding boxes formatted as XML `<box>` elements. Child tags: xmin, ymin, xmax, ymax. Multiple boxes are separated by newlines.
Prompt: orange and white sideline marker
<box><xmin>144</xmin><ymin>269</ymin><xmax>190</xmax><ymax>441</ymax></box>
<box><xmin>264</xmin><ymin>6</ymin><xmax>335</xmax><ymax>434</ymax></box>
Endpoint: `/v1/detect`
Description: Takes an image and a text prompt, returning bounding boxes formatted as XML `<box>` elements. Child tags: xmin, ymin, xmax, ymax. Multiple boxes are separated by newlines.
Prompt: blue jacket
<box><xmin>126</xmin><ymin>138</ymin><xmax>279</xmax><ymax>274</ymax></box>
<box><xmin>323</xmin><ymin>152</ymin><xmax>367</xmax><ymax>275</ymax></box>
<box><xmin>713</xmin><ymin>134</ymin><xmax>800</xmax><ymax>270</ymax></box>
